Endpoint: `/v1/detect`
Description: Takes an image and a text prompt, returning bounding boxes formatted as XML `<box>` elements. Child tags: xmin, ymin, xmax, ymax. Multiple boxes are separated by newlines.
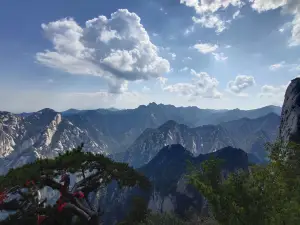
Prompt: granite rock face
<box><xmin>280</xmin><ymin>78</ymin><xmax>300</xmax><ymax>144</ymax></box>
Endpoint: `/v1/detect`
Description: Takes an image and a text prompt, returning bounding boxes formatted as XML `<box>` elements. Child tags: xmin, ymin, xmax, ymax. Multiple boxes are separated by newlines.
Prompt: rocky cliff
<box><xmin>280</xmin><ymin>78</ymin><xmax>300</xmax><ymax>144</ymax></box>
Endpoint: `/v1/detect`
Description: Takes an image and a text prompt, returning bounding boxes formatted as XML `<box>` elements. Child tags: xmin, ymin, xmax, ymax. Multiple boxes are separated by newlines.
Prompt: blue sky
<box><xmin>0</xmin><ymin>0</ymin><xmax>299</xmax><ymax>112</ymax></box>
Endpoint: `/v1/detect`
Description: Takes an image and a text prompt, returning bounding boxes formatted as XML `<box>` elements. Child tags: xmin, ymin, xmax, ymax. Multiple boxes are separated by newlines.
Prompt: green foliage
<box><xmin>0</xmin><ymin>144</ymin><xmax>151</xmax><ymax>225</ymax></box>
<box><xmin>138</xmin><ymin>213</ymin><xmax>186</xmax><ymax>225</ymax></box>
<box><xmin>187</xmin><ymin>141</ymin><xmax>300</xmax><ymax>225</ymax></box>
<box><xmin>0</xmin><ymin>144</ymin><xmax>150</xmax><ymax>192</ymax></box>
<box><xmin>137</xmin><ymin>213</ymin><xmax>219</xmax><ymax>225</ymax></box>
<box><xmin>118</xmin><ymin>197</ymin><xmax>150</xmax><ymax>225</ymax></box>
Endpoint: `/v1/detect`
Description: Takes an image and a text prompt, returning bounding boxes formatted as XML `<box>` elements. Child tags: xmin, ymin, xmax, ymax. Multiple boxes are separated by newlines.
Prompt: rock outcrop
<box><xmin>280</xmin><ymin>78</ymin><xmax>300</xmax><ymax>144</ymax></box>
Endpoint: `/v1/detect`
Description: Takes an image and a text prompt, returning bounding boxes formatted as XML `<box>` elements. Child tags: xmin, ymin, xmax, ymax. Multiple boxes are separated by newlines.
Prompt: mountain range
<box><xmin>0</xmin><ymin>104</ymin><xmax>281</xmax><ymax>174</ymax></box>
<box><xmin>1</xmin><ymin>75</ymin><xmax>300</xmax><ymax>225</ymax></box>
<box><xmin>114</xmin><ymin>112</ymin><xmax>280</xmax><ymax>168</ymax></box>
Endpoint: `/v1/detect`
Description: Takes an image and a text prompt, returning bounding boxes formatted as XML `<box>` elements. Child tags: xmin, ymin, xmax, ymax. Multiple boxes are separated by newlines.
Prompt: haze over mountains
<box><xmin>0</xmin><ymin>103</ymin><xmax>280</xmax><ymax>174</ymax></box>
<box><xmin>116</xmin><ymin>112</ymin><xmax>279</xmax><ymax>168</ymax></box>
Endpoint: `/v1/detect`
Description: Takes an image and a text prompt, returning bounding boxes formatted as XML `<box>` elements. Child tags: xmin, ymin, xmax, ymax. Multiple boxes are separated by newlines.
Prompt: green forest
<box><xmin>1</xmin><ymin>141</ymin><xmax>300</xmax><ymax>225</ymax></box>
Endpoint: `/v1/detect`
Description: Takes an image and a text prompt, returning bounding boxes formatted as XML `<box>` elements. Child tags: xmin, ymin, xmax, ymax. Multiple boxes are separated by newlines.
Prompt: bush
<box><xmin>187</xmin><ymin>141</ymin><xmax>300</xmax><ymax>225</ymax></box>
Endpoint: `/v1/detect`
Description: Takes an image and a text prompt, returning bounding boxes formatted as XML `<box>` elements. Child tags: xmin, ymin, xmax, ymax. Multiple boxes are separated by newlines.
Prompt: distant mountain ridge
<box><xmin>116</xmin><ymin>112</ymin><xmax>280</xmax><ymax>168</ymax></box>
<box><xmin>0</xmin><ymin>103</ymin><xmax>280</xmax><ymax>174</ymax></box>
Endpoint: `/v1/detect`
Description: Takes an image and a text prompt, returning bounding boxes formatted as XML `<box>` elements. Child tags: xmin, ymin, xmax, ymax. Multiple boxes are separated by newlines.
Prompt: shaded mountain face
<box><xmin>101</xmin><ymin>145</ymin><xmax>249</xmax><ymax>224</ymax></box>
<box><xmin>117</xmin><ymin>113</ymin><xmax>280</xmax><ymax>168</ymax></box>
<box><xmin>0</xmin><ymin>104</ymin><xmax>280</xmax><ymax>174</ymax></box>
<box><xmin>280</xmin><ymin>78</ymin><xmax>300</xmax><ymax>144</ymax></box>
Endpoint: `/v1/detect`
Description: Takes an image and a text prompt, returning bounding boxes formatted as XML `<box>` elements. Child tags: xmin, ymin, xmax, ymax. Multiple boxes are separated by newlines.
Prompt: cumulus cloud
<box><xmin>193</xmin><ymin>42</ymin><xmax>228</xmax><ymax>61</ymax></box>
<box><xmin>250</xmin><ymin>0</ymin><xmax>300</xmax><ymax>46</ymax></box>
<box><xmin>193</xmin><ymin>43</ymin><xmax>218</xmax><ymax>54</ymax></box>
<box><xmin>192</xmin><ymin>14</ymin><xmax>227</xmax><ymax>33</ymax></box>
<box><xmin>250</xmin><ymin>0</ymin><xmax>287</xmax><ymax>12</ymax></box>
<box><xmin>181</xmin><ymin>0</ymin><xmax>243</xmax><ymax>14</ymax></box>
<box><xmin>269</xmin><ymin>61</ymin><xmax>286</xmax><ymax>71</ymax></box>
<box><xmin>181</xmin><ymin>0</ymin><xmax>244</xmax><ymax>33</ymax></box>
<box><xmin>227</xmin><ymin>75</ymin><xmax>256</xmax><ymax>94</ymax></box>
<box><xmin>36</xmin><ymin>9</ymin><xmax>170</xmax><ymax>93</ymax></box>
<box><xmin>164</xmin><ymin>69</ymin><xmax>222</xmax><ymax>99</ymax></box>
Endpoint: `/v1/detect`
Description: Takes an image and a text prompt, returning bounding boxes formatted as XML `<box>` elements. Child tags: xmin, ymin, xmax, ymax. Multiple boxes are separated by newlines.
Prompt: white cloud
<box><xmin>193</xmin><ymin>42</ymin><xmax>218</xmax><ymax>54</ymax></box>
<box><xmin>169</xmin><ymin>52</ymin><xmax>177</xmax><ymax>60</ymax></box>
<box><xmin>250</xmin><ymin>0</ymin><xmax>300</xmax><ymax>46</ymax></box>
<box><xmin>212</xmin><ymin>52</ymin><xmax>228</xmax><ymax>61</ymax></box>
<box><xmin>36</xmin><ymin>9</ymin><xmax>170</xmax><ymax>93</ymax></box>
<box><xmin>233</xmin><ymin>10</ymin><xmax>241</xmax><ymax>19</ymax></box>
<box><xmin>164</xmin><ymin>69</ymin><xmax>222</xmax><ymax>99</ymax></box>
<box><xmin>225</xmin><ymin>45</ymin><xmax>232</xmax><ymax>48</ymax></box>
<box><xmin>250</xmin><ymin>0</ymin><xmax>287</xmax><ymax>12</ymax></box>
<box><xmin>181</xmin><ymin>0</ymin><xmax>244</xmax><ymax>33</ymax></box>
<box><xmin>289</xmin><ymin>14</ymin><xmax>300</xmax><ymax>46</ymax></box>
<box><xmin>259</xmin><ymin>84</ymin><xmax>288</xmax><ymax>104</ymax></box>
<box><xmin>279</xmin><ymin>28</ymin><xmax>285</xmax><ymax>32</ymax></box>
<box><xmin>193</xmin><ymin>42</ymin><xmax>227</xmax><ymax>61</ymax></box>
<box><xmin>269</xmin><ymin>61</ymin><xmax>286</xmax><ymax>71</ymax></box>
<box><xmin>269</xmin><ymin>60</ymin><xmax>300</xmax><ymax>71</ymax></box>
<box><xmin>227</xmin><ymin>75</ymin><xmax>256</xmax><ymax>94</ymax></box>
<box><xmin>181</xmin><ymin>0</ymin><xmax>243</xmax><ymax>14</ymax></box>
<box><xmin>192</xmin><ymin>14</ymin><xmax>227</xmax><ymax>33</ymax></box>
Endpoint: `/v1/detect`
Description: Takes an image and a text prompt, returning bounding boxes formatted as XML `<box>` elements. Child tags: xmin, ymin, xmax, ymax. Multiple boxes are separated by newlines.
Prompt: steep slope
<box><xmin>0</xmin><ymin>109</ymin><xmax>106</xmax><ymax>174</ymax></box>
<box><xmin>118</xmin><ymin>113</ymin><xmax>279</xmax><ymax>168</ymax></box>
<box><xmin>101</xmin><ymin>145</ymin><xmax>249</xmax><ymax>224</ymax></box>
<box><xmin>280</xmin><ymin>78</ymin><xmax>300</xmax><ymax>144</ymax></box>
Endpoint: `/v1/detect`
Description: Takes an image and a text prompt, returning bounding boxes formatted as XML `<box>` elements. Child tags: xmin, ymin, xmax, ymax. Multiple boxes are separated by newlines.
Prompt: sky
<box><xmin>0</xmin><ymin>0</ymin><xmax>300</xmax><ymax>112</ymax></box>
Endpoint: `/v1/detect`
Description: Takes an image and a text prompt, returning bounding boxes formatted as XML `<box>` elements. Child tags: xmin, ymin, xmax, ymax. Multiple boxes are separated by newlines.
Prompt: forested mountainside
<box><xmin>100</xmin><ymin>144</ymin><xmax>249</xmax><ymax>224</ymax></box>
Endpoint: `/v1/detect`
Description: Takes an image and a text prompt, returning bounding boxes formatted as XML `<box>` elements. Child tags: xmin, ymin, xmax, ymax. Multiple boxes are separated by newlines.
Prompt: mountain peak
<box><xmin>38</xmin><ymin>108</ymin><xmax>57</xmax><ymax>114</ymax></box>
<box><xmin>148</xmin><ymin>102</ymin><xmax>158</xmax><ymax>106</ymax></box>
<box><xmin>158</xmin><ymin>120</ymin><xmax>179</xmax><ymax>130</ymax></box>
<box><xmin>143</xmin><ymin>144</ymin><xmax>192</xmax><ymax>168</ymax></box>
